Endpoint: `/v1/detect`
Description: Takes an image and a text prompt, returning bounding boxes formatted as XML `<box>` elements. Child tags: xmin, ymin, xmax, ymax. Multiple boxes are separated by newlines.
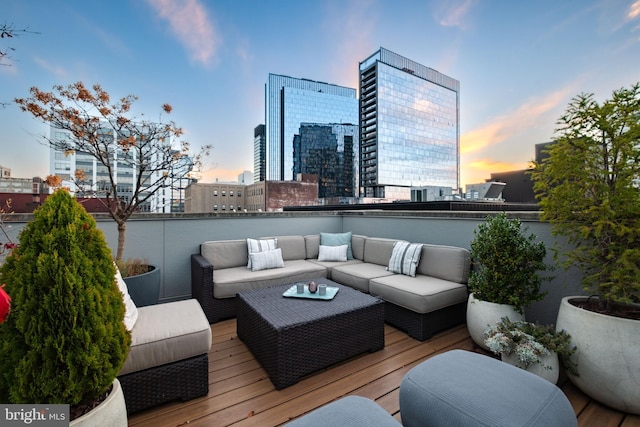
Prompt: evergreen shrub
<box><xmin>0</xmin><ymin>190</ymin><xmax>130</xmax><ymax>408</ymax></box>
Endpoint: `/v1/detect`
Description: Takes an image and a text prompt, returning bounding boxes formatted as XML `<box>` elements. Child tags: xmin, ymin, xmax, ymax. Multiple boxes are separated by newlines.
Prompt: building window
<box><xmin>213</xmin><ymin>190</ymin><xmax>218</xmax><ymax>196</ymax></box>
<box><xmin>222</xmin><ymin>190</ymin><xmax>226</xmax><ymax>196</ymax></box>
<box><xmin>230</xmin><ymin>205</ymin><xmax>234</xmax><ymax>211</ymax></box>
<box><xmin>222</xmin><ymin>204</ymin><xmax>226</xmax><ymax>210</ymax></box>
<box><xmin>237</xmin><ymin>190</ymin><xmax>242</xmax><ymax>197</ymax></box>
<box><xmin>230</xmin><ymin>190</ymin><xmax>234</xmax><ymax>197</ymax></box>
<box><xmin>213</xmin><ymin>204</ymin><xmax>218</xmax><ymax>210</ymax></box>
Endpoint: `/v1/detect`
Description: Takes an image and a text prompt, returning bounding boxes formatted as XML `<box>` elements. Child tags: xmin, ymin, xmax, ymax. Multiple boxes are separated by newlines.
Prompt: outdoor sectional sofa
<box><xmin>191</xmin><ymin>233</ymin><xmax>471</xmax><ymax>341</ymax></box>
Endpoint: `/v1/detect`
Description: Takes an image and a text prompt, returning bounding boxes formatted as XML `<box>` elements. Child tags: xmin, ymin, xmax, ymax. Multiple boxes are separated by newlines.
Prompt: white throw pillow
<box><xmin>249</xmin><ymin>248</ymin><xmax>285</xmax><ymax>272</ymax></box>
<box><xmin>247</xmin><ymin>238</ymin><xmax>277</xmax><ymax>269</ymax></box>
<box><xmin>387</xmin><ymin>241</ymin><xmax>424</xmax><ymax>277</ymax></box>
<box><xmin>115</xmin><ymin>266</ymin><xmax>139</xmax><ymax>331</ymax></box>
<box><xmin>318</xmin><ymin>244</ymin><xmax>348</xmax><ymax>262</ymax></box>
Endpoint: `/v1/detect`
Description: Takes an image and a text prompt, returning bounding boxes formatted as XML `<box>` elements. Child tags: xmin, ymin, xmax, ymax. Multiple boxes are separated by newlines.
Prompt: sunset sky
<box><xmin>1</xmin><ymin>0</ymin><xmax>639</xmax><ymax>188</ymax></box>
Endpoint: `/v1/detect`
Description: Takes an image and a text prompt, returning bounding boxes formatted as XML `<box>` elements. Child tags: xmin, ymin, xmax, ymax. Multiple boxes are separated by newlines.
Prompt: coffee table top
<box><xmin>237</xmin><ymin>277</ymin><xmax>382</xmax><ymax>329</ymax></box>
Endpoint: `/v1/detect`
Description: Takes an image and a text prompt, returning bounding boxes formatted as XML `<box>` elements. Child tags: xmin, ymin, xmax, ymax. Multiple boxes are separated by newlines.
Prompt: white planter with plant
<box><xmin>484</xmin><ymin>317</ymin><xmax>576</xmax><ymax>384</ymax></box>
<box><xmin>531</xmin><ymin>83</ymin><xmax>640</xmax><ymax>414</ymax></box>
<box><xmin>466</xmin><ymin>213</ymin><xmax>550</xmax><ymax>350</ymax></box>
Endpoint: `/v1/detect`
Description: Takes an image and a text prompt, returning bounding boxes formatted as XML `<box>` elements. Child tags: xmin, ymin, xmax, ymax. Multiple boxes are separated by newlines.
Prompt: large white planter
<box><xmin>70</xmin><ymin>379</ymin><xmax>127</xmax><ymax>427</ymax></box>
<box><xmin>466</xmin><ymin>293</ymin><xmax>525</xmax><ymax>351</ymax></box>
<box><xmin>501</xmin><ymin>351</ymin><xmax>560</xmax><ymax>384</ymax></box>
<box><xmin>556</xmin><ymin>296</ymin><xmax>640</xmax><ymax>414</ymax></box>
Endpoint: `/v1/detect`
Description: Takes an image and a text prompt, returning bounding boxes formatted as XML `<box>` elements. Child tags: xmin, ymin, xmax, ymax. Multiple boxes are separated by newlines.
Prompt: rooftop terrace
<box><xmin>3</xmin><ymin>209</ymin><xmax>638</xmax><ymax>425</ymax></box>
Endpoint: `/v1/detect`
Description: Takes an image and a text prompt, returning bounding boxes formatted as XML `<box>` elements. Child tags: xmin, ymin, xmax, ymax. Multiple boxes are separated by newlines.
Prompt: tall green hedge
<box><xmin>0</xmin><ymin>190</ymin><xmax>130</xmax><ymax>405</ymax></box>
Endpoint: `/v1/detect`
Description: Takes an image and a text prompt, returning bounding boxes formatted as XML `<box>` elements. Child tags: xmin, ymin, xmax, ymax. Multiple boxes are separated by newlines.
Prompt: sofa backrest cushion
<box><xmin>262</xmin><ymin>235</ymin><xmax>306</xmax><ymax>261</ymax></box>
<box><xmin>363</xmin><ymin>237</ymin><xmax>404</xmax><ymax>266</ymax></box>
<box><xmin>351</xmin><ymin>235</ymin><xmax>366</xmax><ymax>260</ymax></box>
<box><xmin>417</xmin><ymin>244</ymin><xmax>471</xmax><ymax>284</ymax></box>
<box><xmin>305</xmin><ymin>234</ymin><xmax>321</xmax><ymax>259</ymax></box>
<box><xmin>201</xmin><ymin>239</ymin><xmax>247</xmax><ymax>270</ymax></box>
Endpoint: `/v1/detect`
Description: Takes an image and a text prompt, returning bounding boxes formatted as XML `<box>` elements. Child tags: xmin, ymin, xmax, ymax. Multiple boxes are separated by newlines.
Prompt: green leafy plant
<box><xmin>531</xmin><ymin>83</ymin><xmax>640</xmax><ymax>313</ymax></box>
<box><xmin>484</xmin><ymin>317</ymin><xmax>578</xmax><ymax>376</ymax></box>
<box><xmin>468</xmin><ymin>213</ymin><xmax>550</xmax><ymax>313</ymax></box>
<box><xmin>0</xmin><ymin>190</ymin><xmax>130</xmax><ymax>419</ymax></box>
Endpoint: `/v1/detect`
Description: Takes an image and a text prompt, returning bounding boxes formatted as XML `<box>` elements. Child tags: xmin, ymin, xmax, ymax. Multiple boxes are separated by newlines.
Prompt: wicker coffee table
<box><xmin>236</xmin><ymin>277</ymin><xmax>385</xmax><ymax>389</ymax></box>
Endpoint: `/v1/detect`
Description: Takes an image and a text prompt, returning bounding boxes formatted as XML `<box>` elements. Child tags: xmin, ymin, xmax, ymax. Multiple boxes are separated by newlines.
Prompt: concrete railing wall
<box><xmin>2</xmin><ymin>211</ymin><xmax>586</xmax><ymax>325</ymax></box>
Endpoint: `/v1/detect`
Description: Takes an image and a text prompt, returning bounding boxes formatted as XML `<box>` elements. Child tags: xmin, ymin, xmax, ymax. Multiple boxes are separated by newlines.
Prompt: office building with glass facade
<box><xmin>253</xmin><ymin>124</ymin><xmax>266</xmax><ymax>183</ymax></box>
<box><xmin>265</xmin><ymin>74</ymin><xmax>358</xmax><ymax>181</ymax></box>
<box><xmin>359</xmin><ymin>48</ymin><xmax>460</xmax><ymax>199</ymax></box>
<box><xmin>293</xmin><ymin>123</ymin><xmax>358</xmax><ymax>201</ymax></box>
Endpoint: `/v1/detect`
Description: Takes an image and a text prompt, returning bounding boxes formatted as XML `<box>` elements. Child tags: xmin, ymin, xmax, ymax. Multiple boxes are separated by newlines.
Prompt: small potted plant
<box><xmin>466</xmin><ymin>213</ymin><xmax>550</xmax><ymax>349</ymax></box>
<box><xmin>483</xmin><ymin>317</ymin><xmax>577</xmax><ymax>384</ymax></box>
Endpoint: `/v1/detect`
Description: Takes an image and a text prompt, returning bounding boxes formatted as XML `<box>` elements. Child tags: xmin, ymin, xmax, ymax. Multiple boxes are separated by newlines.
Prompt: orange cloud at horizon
<box><xmin>461</xmin><ymin>158</ymin><xmax>530</xmax><ymax>187</ymax></box>
<box><xmin>460</xmin><ymin>85</ymin><xmax>577</xmax><ymax>155</ymax></box>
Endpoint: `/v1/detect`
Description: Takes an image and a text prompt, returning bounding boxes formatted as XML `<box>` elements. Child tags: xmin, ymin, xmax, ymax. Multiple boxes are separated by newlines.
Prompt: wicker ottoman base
<box><xmin>118</xmin><ymin>353</ymin><xmax>209</xmax><ymax>414</ymax></box>
<box><xmin>237</xmin><ymin>279</ymin><xmax>384</xmax><ymax>389</ymax></box>
<box><xmin>384</xmin><ymin>300</ymin><xmax>467</xmax><ymax>341</ymax></box>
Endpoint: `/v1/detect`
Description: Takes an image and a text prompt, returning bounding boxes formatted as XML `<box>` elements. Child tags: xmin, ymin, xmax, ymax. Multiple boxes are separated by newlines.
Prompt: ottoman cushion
<box><xmin>119</xmin><ymin>299</ymin><xmax>211</xmax><ymax>375</ymax></box>
<box><xmin>284</xmin><ymin>396</ymin><xmax>402</xmax><ymax>427</ymax></box>
<box><xmin>400</xmin><ymin>350</ymin><xmax>577</xmax><ymax>427</ymax></box>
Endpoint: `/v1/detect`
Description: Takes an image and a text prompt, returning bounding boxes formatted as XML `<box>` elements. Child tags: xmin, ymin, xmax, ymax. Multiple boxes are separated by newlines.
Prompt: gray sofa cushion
<box><xmin>201</xmin><ymin>239</ymin><xmax>247</xmax><ymax>270</ymax></box>
<box><xmin>262</xmin><ymin>235</ymin><xmax>307</xmax><ymax>261</ymax></box>
<box><xmin>369</xmin><ymin>274</ymin><xmax>468</xmax><ymax>314</ymax></box>
<box><xmin>307</xmin><ymin>258</ymin><xmax>363</xmax><ymax>280</ymax></box>
<box><xmin>351</xmin><ymin>235</ymin><xmax>366</xmax><ymax>260</ymax></box>
<box><xmin>119</xmin><ymin>299</ymin><xmax>211</xmax><ymax>375</ymax></box>
<box><xmin>213</xmin><ymin>259</ymin><xmax>327</xmax><ymax>298</ymax></box>
<box><xmin>284</xmin><ymin>395</ymin><xmax>402</xmax><ymax>427</ymax></box>
<box><xmin>331</xmin><ymin>262</ymin><xmax>394</xmax><ymax>293</ymax></box>
<box><xmin>399</xmin><ymin>350</ymin><xmax>577</xmax><ymax>427</ymax></box>
<box><xmin>363</xmin><ymin>237</ymin><xmax>404</xmax><ymax>266</ymax></box>
<box><xmin>417</xmin><ymin>244</ymin><xmax>470</xmax><ymax>284</ymax></box>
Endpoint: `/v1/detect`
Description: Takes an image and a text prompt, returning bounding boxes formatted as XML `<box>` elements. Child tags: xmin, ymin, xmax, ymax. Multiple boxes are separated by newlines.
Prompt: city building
<box><xmin>253</xmin><ymin>125</ymin><xmax>266</xmax><ymax>183</ymax></box>
<box><xmin>264</xmin><ymin>74</ymin><xmax>358</xmax><ymax>182</ymax></box>
<box><xmin>0</xmin><ymin>167</ymin><xmax>50</xmax><ymax>212</ymax></box>
<box><xmin>50</xmin><ymin>124</ymin><xmax>191</xmax><ymax>213</ymax></box>
<box><xmin>185</xmin><ymin>175</ymin><xmax>319</xmax><ymax>213</ymax></box>
<box><xmin>184</xmin><ymin>181</ymin><xmax>248</xmax><ymax>213</ymax></box>
<box><xmin>359</xmin><ymin>47</ymin><xmax>460</xmax><ymax>200</ymax></box>
<box><xmin>238</xmin><ymin>170</ymin><xmax>254</xmax><ymax>185</ymax></box>
<box><xmin>293</xmin><ymin>123</ymin><xmax>358</xmax><ymax>202</ymax></box>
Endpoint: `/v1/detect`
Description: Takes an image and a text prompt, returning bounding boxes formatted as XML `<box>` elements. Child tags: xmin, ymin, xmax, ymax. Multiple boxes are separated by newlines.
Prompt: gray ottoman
<box><xmin>400</xmin><ymin>350</ymin><xmax>577</xmax><ymax>427</ymax></box>
<box><xmin>284</xmin><ymin>396</ymin><xmax>402</xmax><ymax>427</ymax></box>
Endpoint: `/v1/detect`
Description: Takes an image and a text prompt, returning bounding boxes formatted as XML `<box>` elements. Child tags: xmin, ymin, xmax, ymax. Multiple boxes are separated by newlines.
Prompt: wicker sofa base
<box><xmin>384</xmin><ymin>300</ymin><xmax>467</xmax><ymax>341</ymax></box>
<box><xmin>118</xmin><ymin>353</ymin><xmax>209</xmax><ymax>414</ymax></box>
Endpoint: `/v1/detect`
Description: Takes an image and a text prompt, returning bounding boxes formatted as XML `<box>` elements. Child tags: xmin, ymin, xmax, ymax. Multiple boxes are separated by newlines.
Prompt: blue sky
<box><xmin>1</xmin><ymin>0</ymin><xmax>639</xmax><ymax>188</ymax></box>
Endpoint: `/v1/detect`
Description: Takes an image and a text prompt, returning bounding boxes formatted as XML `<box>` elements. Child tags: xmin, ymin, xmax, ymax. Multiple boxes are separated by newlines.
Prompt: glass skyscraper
<box><xmin>265</xmin><ymin>74</ymin><xmax>358</xmax><ymax>181</ymax></box>
<box><xmin>359</xmin><ymin>48</ymin><xmax>460</xmax><ymax>199</ymax></box>
<box><xmin>293</xmin><ymin>123</ymin><xmax>358</xmax><ymax>200</ymax></box>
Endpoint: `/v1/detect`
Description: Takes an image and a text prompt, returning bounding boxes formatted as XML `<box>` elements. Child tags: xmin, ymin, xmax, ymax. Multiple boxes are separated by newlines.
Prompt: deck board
<box><xmin>128</xmin><ymin>319</ymin><xmax>637</xmax><ymax>427</ymax></box>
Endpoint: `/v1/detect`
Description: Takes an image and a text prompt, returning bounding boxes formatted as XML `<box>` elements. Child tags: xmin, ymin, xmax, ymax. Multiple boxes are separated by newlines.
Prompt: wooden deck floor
<box><xmin>129</xmin><ymin>319</ymin><xmax>640</xmax><ymax>427</ymax></box>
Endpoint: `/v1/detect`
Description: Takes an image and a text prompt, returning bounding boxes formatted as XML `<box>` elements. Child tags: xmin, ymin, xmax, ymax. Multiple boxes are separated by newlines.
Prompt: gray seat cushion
<box><xmin>369</xmin><ymin>274</ymin><xmax>468</xmax><ymax>314</ymax></box>
<box><xmin>212</xmin><ymin>260</ymin><xmax>327</xmax><ymax>298</ymax></box>
<box><xmin>284</xmin><ymin>395</ymin><xmax>402</xmax><ymax>427</ymax></box>
<box><xmin>400</xmin><ymin>350</ymin><xmax>577</xmax><ymax>427</ymax></box>
<box><xmin>330</xmin><ymin>262</ymin><xmax>394</xmax><ymax>293</ymax></box>
<box><xmin>119</xmin><ymin>299</ymin><xmax>212</xmax><ymax>375</ymax></box>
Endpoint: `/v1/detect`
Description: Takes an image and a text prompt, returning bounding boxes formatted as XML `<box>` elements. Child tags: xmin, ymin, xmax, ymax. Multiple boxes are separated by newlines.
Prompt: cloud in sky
<box><xmin>322</xmin><ymin>0</ymin><xmax>378</xmax><ymax>90</ymax></box>
<box><xmin>433</xmin><ymin>0</ymin><xmax>476</xmax><ymax>29</ymax></box>
<box><xmin>461</xmin><ymin>84</ymin><xmax>578</xmax><ymax>154</ymax></box>
<box><xmin>146</xmin><ymin>0</ymin><xmax>220</xmax><ymax>66</ymax></box>
<box><xmin>32</xmin><ymin>55</ymin><xmax>67</xmax><ymax>78</ymax></box>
